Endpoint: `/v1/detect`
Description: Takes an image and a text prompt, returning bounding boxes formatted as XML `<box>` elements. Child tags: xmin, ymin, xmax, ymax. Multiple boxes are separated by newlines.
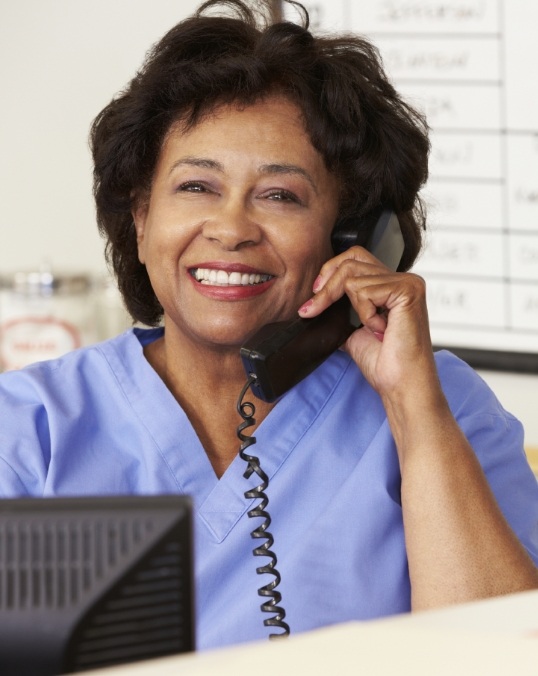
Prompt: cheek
<box><xmin>286</xmin><ymin>218</ymin><xmax>332</xmax><ymax>255</ymax></box>
<box><xmin>300</xmin><ymin>230</ymin><xmax>334</xmax><ymax>266</ymax></box>
<box><xmin>286</xmin><ymin>234</ymin><xmax>333</xmax><ymax>289</ymax></box>
<box><xmin>143</xmin><ymin>218</ymin><xmax>186</xmax><ymax>262</ymax></box>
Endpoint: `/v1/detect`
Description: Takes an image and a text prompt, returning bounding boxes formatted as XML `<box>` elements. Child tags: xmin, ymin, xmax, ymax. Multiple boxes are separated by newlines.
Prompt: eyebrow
<box><xmin>259</xmin><ymin>163</ymin><xmax>318</xmax><ymax>194</ymax></box>
<box><xmin>168</xmin><ymin>157</ymin><xmax>223</xmax><ymax>174</ymax></box>
<box><xmin>169</xmin><ymin>157</ymin><xmax>318</xmax><ymax>193</ymax></box>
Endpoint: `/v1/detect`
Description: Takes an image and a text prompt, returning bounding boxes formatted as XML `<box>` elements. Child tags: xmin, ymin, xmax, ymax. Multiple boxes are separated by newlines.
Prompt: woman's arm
<box><xmin>299</xmin><ymin>246</ymin><xmax>538</xmax><ymax>608</ymax></box>
<box><xmin>382</xmin><ymin>374</ymin><xmax>538</xmax><ymax>608</ymax></box>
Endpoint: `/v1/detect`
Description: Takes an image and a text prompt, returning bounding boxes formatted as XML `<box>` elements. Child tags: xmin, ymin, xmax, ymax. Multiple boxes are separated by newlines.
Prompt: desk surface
<box><xmin>84</xmin><ymin>590</ymin><xmax>538</xmax><ymax>676</ymax></box>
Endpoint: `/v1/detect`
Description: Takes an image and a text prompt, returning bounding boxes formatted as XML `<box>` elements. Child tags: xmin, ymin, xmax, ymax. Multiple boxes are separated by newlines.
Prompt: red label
<box><xmin>0</xmin><ymin>316</ymin><xmax>81</xmax><ymax>370</ymax></box>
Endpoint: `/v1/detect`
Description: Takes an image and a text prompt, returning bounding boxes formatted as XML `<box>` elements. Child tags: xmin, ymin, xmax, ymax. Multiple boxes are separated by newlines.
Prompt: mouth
<box><xmin>190</xmin><ymin>267</ymin><xmax>273</xmax><ymax>286</ymax></box>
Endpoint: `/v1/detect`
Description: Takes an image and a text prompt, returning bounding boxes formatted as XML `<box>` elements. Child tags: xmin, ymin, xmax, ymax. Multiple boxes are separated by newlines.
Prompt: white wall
<box><xmin>0</xmin><ymin>0</ymin><xmax>201</xmax><ymax>276</ymax></box>
<box><xmin>1</xmin><ymin>0</ymin><xmax>537</xmax><ymax>448</ymax></box>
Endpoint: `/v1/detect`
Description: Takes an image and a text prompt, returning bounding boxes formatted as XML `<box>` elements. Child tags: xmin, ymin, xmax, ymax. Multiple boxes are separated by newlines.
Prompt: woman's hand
<box><xmin>298</xmin><ymin>245</ymin><xmax>439</xmax><ymax>402</ymax></box>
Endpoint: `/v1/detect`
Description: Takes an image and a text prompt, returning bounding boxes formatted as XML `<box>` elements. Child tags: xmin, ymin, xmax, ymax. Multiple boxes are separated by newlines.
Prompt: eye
<box><xmin>264</xmin><ymin>189</ymin><xmax>302</xmax><ymax>204</ymax></box>
<box><xmin>176</xmin><ymin>181</ymin><xmax>211</xmax><ymax>193</ymax></box>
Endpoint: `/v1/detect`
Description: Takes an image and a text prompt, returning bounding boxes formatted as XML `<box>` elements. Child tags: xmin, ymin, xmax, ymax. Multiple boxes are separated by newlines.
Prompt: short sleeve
<box><xmin>435</xmin><ymin>350</ymin><xmax>538</xmax><ymax>564</ymax></box>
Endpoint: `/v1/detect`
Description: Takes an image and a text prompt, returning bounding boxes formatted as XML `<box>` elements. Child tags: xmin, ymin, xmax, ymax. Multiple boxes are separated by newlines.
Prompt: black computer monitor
<box><xmin>0</xmin><ymin>494</ymin><xmax>195</xmax><ymax>676</ymax></box>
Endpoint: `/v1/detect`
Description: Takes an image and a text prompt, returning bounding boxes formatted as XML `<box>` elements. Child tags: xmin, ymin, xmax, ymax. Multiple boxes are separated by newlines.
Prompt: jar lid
<box><xmin>3</xmin><ymin>271</ymin><xmax>92</xmax><ymax>296</ymax></box>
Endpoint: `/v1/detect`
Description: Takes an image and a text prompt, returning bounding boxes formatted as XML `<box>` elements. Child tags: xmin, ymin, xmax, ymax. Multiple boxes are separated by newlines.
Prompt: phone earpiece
<box><xmin>331</xmin><ymin>205</ymin><xmax>384</xmax><ymax>255</ymax></box>
<box><xmin>331</xmin><ymin>218</ymin><xmax>359</xmax><ymax>255</ymax></box>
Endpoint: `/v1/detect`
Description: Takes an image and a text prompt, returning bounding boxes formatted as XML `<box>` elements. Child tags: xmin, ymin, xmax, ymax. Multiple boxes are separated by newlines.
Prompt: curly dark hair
<box><xmin>90</xmin><ymin>0</ymin><xmax>430</xmax><ymax>326</ymax></box>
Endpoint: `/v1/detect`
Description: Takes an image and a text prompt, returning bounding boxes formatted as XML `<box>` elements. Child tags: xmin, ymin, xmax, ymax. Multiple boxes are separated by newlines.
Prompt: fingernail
<box><xmin>312</xmin><ymin>275</ymin><xmax>323</xmax><ymax>293</ymax></box>
<box><xmin>298</xmin><ymin>299</ymin><xmax>314</xmax><ymax>315</ymax></box>
<box><xmin>373</xmin><ymin>331</ymin><xmax>385</xmax><ymax>342</ymax></box>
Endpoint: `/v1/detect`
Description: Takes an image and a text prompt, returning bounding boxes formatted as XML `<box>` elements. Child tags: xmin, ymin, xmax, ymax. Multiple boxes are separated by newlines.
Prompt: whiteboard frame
<box><xmin>434</xmin><ymin>346</ymin><xmax>538</xmax><ymax>374</ymax></box>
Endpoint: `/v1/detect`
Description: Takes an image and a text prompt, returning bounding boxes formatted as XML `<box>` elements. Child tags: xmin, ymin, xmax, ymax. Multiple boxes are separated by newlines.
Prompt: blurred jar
<box><xmin>0</xmin><ymin>270</ymin><xmax>98</xmax><ymax>371</ymax></box>
<box><xmin>93</xmin><ymin>274</ymin><xmax>133</xmax><ymax>341</ymax></box>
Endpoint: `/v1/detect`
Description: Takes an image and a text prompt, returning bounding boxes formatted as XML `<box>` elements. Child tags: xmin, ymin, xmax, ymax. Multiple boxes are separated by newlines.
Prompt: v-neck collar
<box><xmin>101</xmin><ymin>328</ymin><xmax>352</xmax><ymax>542</ymax></box>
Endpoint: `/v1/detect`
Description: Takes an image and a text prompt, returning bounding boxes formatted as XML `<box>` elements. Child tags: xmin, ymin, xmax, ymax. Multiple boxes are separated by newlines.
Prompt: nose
<box><xmin>201</xmin><ymin>199</ymin><xmax>262</xmax><ymax>251</ymax></box>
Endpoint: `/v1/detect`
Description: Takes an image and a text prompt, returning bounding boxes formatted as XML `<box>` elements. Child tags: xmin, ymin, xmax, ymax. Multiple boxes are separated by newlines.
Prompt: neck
<box><xmin>144</xmin><ymin>329</ymin><xmax>274</xmax><ymax>477</ymax></box>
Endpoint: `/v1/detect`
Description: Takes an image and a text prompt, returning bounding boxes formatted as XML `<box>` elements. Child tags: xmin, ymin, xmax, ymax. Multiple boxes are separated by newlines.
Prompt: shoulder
<box><xmin>434</xmin><ymin>352</ymin><xmax>538</xmax><ymax>546</ymax></box>
<box><xmin>434</xmin><ymin>350</ymin><xmax>514</xmax><ymax>419</ymax></box>
<box><xmin>0</xmin><ymin>326</ymin><xmax>166</xmax><ymax>422</ymax></box>
<box><xmin>0</xmin><ymin>328</ymin><xmax>163</xmax><ymax>497</ymax></box>
<box><xmin>434</xmin><ymin>348</ymin><xmax>487</xmax><ymax>392</ymax></box>
<box><xmin>0</xmin><ymin>328</ymin><xmax>156</xmax><ymax>398</ymax></box>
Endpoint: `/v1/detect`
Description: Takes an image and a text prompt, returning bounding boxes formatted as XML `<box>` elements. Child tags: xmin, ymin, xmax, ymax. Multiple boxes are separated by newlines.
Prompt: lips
<box><xmin>190</xmin><ymin>267</ymin><xmax>273</xmax><ymax>286</ymax></box>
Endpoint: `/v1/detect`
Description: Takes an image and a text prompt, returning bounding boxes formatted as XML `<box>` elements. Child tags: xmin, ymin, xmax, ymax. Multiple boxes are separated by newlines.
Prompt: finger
<box><xmin>304</xmin><ymin>251</ymin><xmax>400</xmax><ymax>313</ymax></box>
<box><xmin>300</xmin><ymin>271</ymin><xmax>427</xmax><ymax>338</ymax></box>
<box><xmin>314</xmin><ymin>245</ymin><xmax>392</xmax><ymax>293</ymax></box>
<box><xmin>299</xmin><ymin>272</ymin><xmax>395</xmax><ymax>333</ymax></box>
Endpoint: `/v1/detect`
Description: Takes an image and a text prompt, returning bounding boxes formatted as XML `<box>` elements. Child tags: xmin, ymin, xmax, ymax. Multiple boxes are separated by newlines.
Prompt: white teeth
<box><xmin>193</xmin><ymin>268</ymin><xmax>271</xmax><ymax>286</ymax></box>
<box><xmin>229</xmin><ymin>272</ymin><xmax>241</xmax><ymax>285</ymax></box>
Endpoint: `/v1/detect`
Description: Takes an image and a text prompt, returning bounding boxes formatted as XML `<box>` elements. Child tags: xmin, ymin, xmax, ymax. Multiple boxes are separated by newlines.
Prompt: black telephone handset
<box><xmin>240</xmin><ymin>206</ymin><xmax>405</xmax><ymax>402</ymax></box>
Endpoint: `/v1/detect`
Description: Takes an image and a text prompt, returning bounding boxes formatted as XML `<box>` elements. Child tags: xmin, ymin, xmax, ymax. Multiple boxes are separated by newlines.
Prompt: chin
<box><xmin>193</xmin><ymin>325</ymin><xmax>254</xmax><ymax>351</ymax></box>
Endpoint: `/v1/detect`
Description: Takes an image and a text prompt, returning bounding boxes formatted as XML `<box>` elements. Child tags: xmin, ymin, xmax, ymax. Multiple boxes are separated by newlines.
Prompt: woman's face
<box><xmin>133</xmin><ymin>95</ymin><xmax>341</xmax><ymax>350</ymax></box>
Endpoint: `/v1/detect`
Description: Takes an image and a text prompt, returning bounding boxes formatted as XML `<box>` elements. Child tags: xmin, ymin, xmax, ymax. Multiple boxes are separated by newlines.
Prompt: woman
<box><xmin>1</xmin><ymin>0</ymin><xmax>537</xmax><ymax>650</ymax></box>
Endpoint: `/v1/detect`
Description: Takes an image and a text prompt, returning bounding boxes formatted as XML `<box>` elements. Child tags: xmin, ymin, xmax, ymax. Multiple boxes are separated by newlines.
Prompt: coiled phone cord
<box><xmin>236</xmin><ymin>376</ymin><xmax>290</xmax><ymax>639</ymax></box>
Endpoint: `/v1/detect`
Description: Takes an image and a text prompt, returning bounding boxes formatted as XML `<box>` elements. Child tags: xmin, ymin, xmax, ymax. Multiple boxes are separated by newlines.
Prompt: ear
<box><xmin>131</xmin><ymin>200</ymin><xmax>149</xmax><ymax>264</ymax></box>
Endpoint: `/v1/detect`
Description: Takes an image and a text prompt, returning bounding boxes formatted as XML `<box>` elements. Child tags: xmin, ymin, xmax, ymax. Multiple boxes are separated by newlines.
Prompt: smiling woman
<box><xmin>131</xmin><ymin>96</ymin><xmax>339</xmax><ymax>363</ymax></box>
<box><xmin>0</xmin><ymin>0</ymin><xmax>537</xmax><ymax>655</ymax></box>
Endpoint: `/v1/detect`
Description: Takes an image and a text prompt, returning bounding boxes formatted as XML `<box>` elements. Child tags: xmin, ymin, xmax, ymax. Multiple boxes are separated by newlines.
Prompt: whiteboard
<box><xmin>284</xmin><ymin>0</ymin><xmax>538</xmax><ymax>372</ymax></box>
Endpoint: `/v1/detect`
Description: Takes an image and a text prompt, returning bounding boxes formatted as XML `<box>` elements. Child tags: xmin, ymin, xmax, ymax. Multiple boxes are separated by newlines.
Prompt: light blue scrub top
<box><xmin>0</xmin><ymin>327</ymin><xmax>537</xmax><ymax>650</ymax></box>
